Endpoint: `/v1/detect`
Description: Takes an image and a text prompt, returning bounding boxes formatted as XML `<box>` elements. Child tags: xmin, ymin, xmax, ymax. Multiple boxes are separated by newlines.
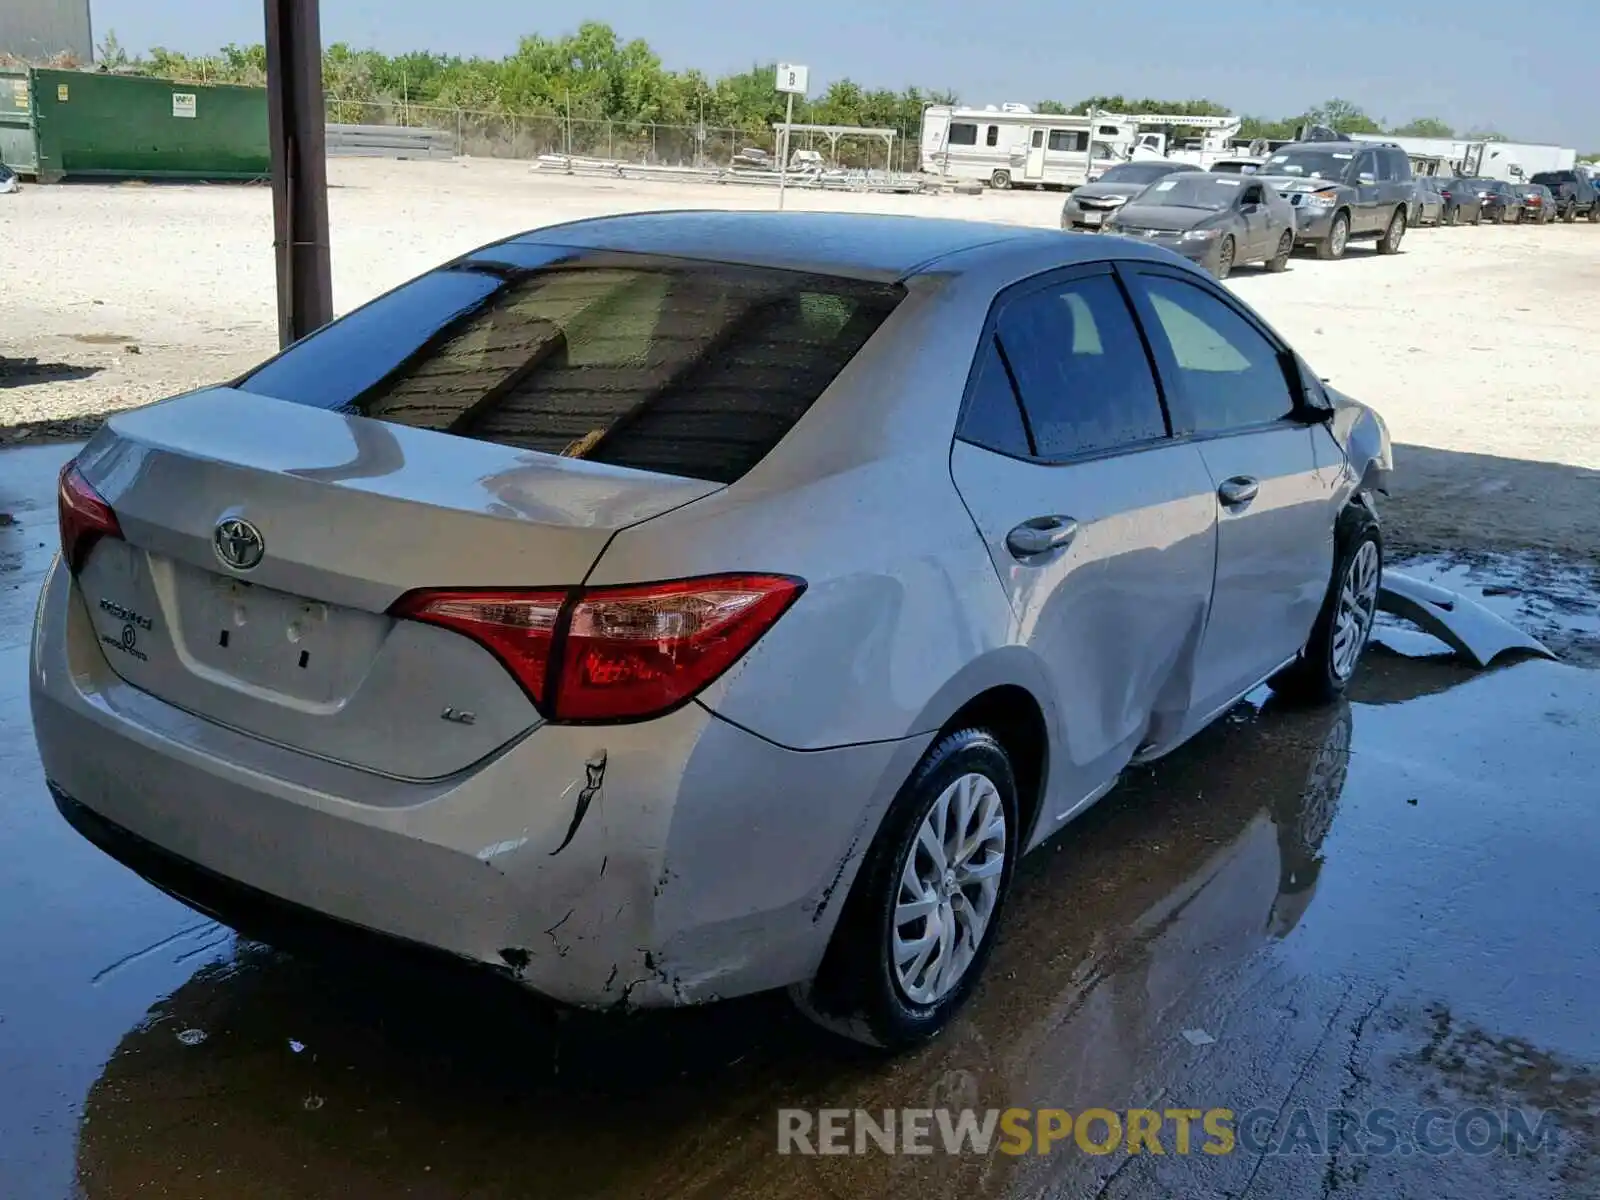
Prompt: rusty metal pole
<box><xmin>264</xmin><ymin>0</ymin><xmax>332</xmax><ymax>348</ymax></box>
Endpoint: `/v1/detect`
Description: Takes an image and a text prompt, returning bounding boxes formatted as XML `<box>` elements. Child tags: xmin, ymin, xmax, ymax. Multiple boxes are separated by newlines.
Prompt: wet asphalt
<box><xmin>2</xmin><ymin>440</ymin><xmax>1597</xmax><ymax>1199</ymax></box>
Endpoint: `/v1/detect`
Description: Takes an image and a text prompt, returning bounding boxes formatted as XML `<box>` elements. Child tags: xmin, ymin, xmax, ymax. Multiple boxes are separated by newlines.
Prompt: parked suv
<box><xmin>1528</xmin><ymin>170</ymin><xmax>1599</xmax><ymax>223</ymax></box>
<box><xmin>1256</xmin><ymin>141</ymin><xmax>1413</xmax><ymax>259</ymax></box>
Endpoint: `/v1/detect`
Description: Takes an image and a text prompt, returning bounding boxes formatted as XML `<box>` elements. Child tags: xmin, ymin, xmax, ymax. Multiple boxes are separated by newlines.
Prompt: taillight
<box><xmin>58</xmin><ymin>461</ymin><xmax>122</xmax><ymax>574</ymax></box>
<box><xmin>391</xmin><ymin>590</ymin><xmax>567</xmax><ymax>708</ymax></box>
<box><xmin>392</xmin><ymin>573</ymin><xmax>805</xmax><ymax>723</ymax></box>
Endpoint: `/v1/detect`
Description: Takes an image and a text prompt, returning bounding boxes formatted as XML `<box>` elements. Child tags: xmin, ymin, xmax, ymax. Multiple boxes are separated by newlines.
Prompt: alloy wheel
<box><xmin>1331</xmin><ymin>540</ymin><xmax>1380</xmax><ymax>680</ymax></box>
<box><xmin>892</xmin><ymin>772</ymin><xmax>1007</xmax><ymax>1006</ymax></box>
<box><xmin>1330</xmin><ymin>217</ymin><xmax>1348</xmax><ymax>257</ymax></box>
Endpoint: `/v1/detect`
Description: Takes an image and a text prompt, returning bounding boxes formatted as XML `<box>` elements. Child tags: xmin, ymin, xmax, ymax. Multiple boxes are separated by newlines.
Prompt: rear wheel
<box><xmin>1267</xmin><ymin>230</ymin><xmax>1293</xmax><ymax>272</ymax></box>
<box><xmin>1473</xmin><ymin>206</ymin><xmax>1483</xmax><ymax>225</ymax></box>
<box><xmin>1213</xmin><ymin>234</ymin><xmax>1236</xmax><ymax>280</ymax></box>
<box><xmin>1444</xmin><ymin>204</ymin><xmax>1458</xmax><ymax>226</ymax></box>
<box><xmin>1563</xmin><ymin>203</ymin><xmax>1578</xmax><ymax>223</ymax></box>
<box><xmin>990</xmin><ymin>170</ymin><xmax>1011</xmax><ymax>190</ymax></box>
<box><xmin>1377</xmin><ymin>206</ymin><xmax>1406</xmax><ymax>254</ymax></box>
<box><xmin>791</xmin><ymin>729</ymin><xmax>1020</xmax><ymax>1050</ymax></box>
<box><xmin>1270</xmin><ymin>508</ymin><xmax>1382</xmax><ymax>704</ymax></box>
<box><xmin>1315</xmin><ymin>212</ymin><xmax>1350</xmax><ymax>260</ymax></box>
<box><xmin>1588</xmin><ymin>204</ymin><xmax>1600</xmax><ymax>224</ymax></box>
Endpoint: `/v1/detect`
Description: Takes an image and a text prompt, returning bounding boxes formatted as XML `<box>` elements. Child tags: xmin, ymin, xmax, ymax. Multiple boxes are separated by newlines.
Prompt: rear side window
<box><xmin>994</xmin><ymin>273</ymin><xmax>1168</xmax><ymax>460</ymax></box>
<box><xmin>948</xmin><ymin>123</ymin><xmax>978</xmax><ymax>146</ymax></box>
<box><xmin>239</xmin><ymin>257</ymin><xmax>903</xmax><ymax>485</ymax></box>
<box><xmin>957</xmin><ymin>336</ymin><xmax>1031</xmax><ymax>458</ymax></box>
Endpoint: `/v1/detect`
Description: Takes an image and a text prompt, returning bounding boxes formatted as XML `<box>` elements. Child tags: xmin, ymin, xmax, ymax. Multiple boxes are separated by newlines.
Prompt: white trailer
<box><xmin>919</xmin><ymin>104</ymin><xmax>1137</xmax><ymax>189</ymax></box>
<box><xmin>1471</xmin><ymin>141</ymin><xmax>1576</xmax><ymax>182</ymax></box>
<box><xmin>1347</xmin><ymin>131</ymin><xmax>1576</xmax><ymax>181</ymax></box>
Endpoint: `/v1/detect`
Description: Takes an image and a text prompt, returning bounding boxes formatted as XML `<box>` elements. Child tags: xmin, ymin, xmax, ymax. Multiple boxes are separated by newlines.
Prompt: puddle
<box><xmin>1379</xmin><ymin>550</ymin><xmax>1600</xmax><ymax>667</ymax></box>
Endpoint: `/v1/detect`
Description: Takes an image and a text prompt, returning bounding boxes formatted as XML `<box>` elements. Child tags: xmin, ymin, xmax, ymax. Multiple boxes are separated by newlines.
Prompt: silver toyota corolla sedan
<box><xmin>31</xmin><ymin>211</ymin><xmax>1392</xmax><ymax>1051</ymax></box>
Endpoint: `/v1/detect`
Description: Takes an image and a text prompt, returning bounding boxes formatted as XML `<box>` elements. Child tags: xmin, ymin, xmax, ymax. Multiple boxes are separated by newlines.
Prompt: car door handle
<box><xmin>1217</xmin><ymin>476</ymin><xmax>1259</xmax><ymax>507</ymax></box>
<box><xmin>1006</xmin><ymin>515</ymin><xmax>1079</xmax><ymax>560</ymax></box>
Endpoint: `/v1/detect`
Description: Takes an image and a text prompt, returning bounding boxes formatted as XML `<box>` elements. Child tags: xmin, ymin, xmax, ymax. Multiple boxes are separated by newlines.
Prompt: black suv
<box><xmin>1256</xmin><ymin>141</ymin><xmax>1414</xmax><ymax>259</ymax></box>
<box><xmin>1528</xmin><ymin>171</ymin><xmax>1598</xmax><ymax>223</ymax></box>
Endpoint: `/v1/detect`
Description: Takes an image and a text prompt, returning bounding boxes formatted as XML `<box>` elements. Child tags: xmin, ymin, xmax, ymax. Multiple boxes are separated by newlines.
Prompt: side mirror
<box><xmin>1286</xmin><ymin>354</ymin><xmax>1334</xmax><ymax>419</ymax></box>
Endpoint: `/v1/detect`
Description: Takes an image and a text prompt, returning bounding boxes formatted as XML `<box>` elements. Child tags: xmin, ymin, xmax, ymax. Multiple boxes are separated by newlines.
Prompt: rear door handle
<box><xmin>1006</xmin><ymin>515</ymin><xmax>1079</xmax><ymax>561</ymax></box>
<box><xmin>1217</xmin><ymin>476</ymin><xmax>1260</xmax><ymax>507</ymax></box>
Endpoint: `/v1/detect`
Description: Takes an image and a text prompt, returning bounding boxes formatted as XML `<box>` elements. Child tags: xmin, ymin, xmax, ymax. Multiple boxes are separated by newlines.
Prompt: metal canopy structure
<box><xmin>771</xmin><ymin>122</ymin><xmax>898</xmax><ymax>172</ymax></box>
<box><xmin>263</xmin><ymin>0</ymin><xmax>332</xmax><ymax>347</ymax></box>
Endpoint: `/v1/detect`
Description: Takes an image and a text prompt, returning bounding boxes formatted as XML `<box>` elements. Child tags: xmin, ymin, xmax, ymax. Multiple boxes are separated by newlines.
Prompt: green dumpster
<box><xmin>0</xmin><ymin>71</ymin><xmax>38</xmax><ymax>175</ymax></box>
<box><xmin>30</xmin><ymin>68</ymin><xmax>269</xmax><ymax>182</ymax></box>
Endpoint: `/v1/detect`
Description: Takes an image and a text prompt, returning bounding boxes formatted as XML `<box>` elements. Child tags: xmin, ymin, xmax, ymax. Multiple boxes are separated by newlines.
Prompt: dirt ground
<box><xmin>3</xmin><ymin>156</ymin><xmax>1599</xmax><ymax>567</ymax></box>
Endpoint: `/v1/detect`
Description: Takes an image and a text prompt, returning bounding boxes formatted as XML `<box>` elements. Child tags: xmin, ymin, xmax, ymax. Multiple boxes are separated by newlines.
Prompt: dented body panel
<box><xmin>32</xmin><ymin>555</ymin><xmax>927</xmax><ymax>1006</ymax></box>
<box><xmin>30</xmin><ymin>211</ymin><xmax>1400</xmax><ymax>1011</ymax></box>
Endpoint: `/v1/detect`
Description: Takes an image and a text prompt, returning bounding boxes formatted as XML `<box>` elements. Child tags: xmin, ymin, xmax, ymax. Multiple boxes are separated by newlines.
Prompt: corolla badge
<box><xmin>213</xmin><ymin>517</ymin><xmax>265</xmax><ymax>571</ymax></box>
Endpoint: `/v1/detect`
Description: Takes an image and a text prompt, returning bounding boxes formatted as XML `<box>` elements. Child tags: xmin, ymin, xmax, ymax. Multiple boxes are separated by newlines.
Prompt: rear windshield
<box><xmin>1531</xmin><ymin>171</ymin><xmax>1573</xmax><ymax>186</ymax></box>
<box><xmin>1097</xmin><ymin>162</ymin><xmax>1189</xmax><ymax>185</ymax></box>
<box><xmin>238</xmin><ymin>251</ymin><xmax>904</xmax><ymax>485</ymax></box>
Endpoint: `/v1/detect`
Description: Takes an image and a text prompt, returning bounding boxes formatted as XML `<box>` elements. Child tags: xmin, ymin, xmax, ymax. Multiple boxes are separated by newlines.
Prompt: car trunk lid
<box><xmin>72</xmin><ymin>389</ymin><xmax>721</xmax><ymax>780</ymax></box>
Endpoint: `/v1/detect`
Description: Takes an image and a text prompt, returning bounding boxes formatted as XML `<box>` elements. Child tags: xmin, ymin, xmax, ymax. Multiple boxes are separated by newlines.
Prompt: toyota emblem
<box><xmin>213</xmin><ymin>517</ymin><xmax>265</xmax><ymax>571</ymax></box>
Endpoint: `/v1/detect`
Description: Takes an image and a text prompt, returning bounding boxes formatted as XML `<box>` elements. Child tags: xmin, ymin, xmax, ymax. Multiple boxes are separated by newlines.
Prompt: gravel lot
<box><xmin>3</xmin><ymin>156</ymin><xmax>1599</xmax><ymax>562</ymax></box>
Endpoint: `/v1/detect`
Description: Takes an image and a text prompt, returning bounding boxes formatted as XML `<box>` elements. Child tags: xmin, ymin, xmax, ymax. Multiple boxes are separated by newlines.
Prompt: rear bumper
<box><xmin>30</xmin><ymin>557</ymin><xmax>929</xmax><ymax>1008</ymax></box>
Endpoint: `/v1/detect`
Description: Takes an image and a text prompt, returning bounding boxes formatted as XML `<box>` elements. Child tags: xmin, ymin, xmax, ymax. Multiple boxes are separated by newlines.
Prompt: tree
<box><xmin>101</xmin><ymin>21</ymin><xmax>1462</xmax><ymax>168</ymax></box>
<box><xmin>1390</xmin><ymin>117</ymin><xmax>1453</xmax><ymax>138</ymax></box>
<box><xmin>96</xmin><ymin>30</ymin><xmax>130</xmax><ymax>71</ymax></box>
<box><xmin>1307</xmin><ymin>98</ymin><xmax>1382</xmax><ymax>135</ymax></box>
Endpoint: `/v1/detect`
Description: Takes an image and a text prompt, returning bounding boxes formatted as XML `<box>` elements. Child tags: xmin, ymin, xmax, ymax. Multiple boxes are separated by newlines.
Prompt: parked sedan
<box><xmin>33</xmin><ymin>212</ymin><xmax>1392</xmax><ymax>1052</ymax></box>
<box><xmin>1436</xmin><ymin>178</ymin><xmax>1485</xmax><ymax>225</ymax></box>
<box><xmin>1411</xmin><ymin>177</ymin><xmax>1446</xmax><ymax>226</ymax></box>
<box><xmin>1515</xmin><ymin>183</ymin><xmax>1558</xmax><ymax>224</ymax></box>
<box><xmin>1104</xmin><ymin>172</ymin><xmax>1296</xmax><ymax>278</ymax></box>
<box><xmin>1061</xmin><ymin>160</ymin><xmax>1202</xmax><ymax>231</ymax></box>
<box><xmin>1480</xmin><ymin>179</ymin><xmax>1526</xmax><ymax>223</ymax></box>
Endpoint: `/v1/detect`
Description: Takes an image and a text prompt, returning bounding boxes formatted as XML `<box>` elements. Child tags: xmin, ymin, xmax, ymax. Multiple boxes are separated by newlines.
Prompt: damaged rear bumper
<box><xmin>30</xmin><ymin>558</ymin><xmax>931</xmax><ymax>1010</ymax></box>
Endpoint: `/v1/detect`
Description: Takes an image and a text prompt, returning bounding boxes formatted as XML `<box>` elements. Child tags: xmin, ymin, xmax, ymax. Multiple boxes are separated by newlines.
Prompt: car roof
<box><xmin>506</xmin><ymin>210</ymin><xmax>1088</xmax><ymax>282</ymax></box>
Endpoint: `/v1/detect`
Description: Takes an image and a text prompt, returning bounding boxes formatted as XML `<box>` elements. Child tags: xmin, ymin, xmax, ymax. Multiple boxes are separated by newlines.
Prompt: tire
<box><xmin>1315</xmin><ymin>212</ymin><xmax>1350</xmax><ymax>260</ymax></box>
<box><xmin>1492</xmin><ymin>206</ymin><xmax>1504</xmax><ymax>224</ymax></box>
<box><xmin>1213</xmin><ymin>234</ymin><xmax>1236</xmax><ymax>280</ymax></box>
<box><xmin>1377</xmin><ymin>206</ymin><xmax>1406</xmax><ymax>254</ymax></box>
<box><xmin>1267</xmin><ymin>229</ymin><xmax>1293</xmax><ymax>272</ymax></box>
<box><xmin>990</xmin><ymin>170</ymin><xmax>1011</xmax><ymax>191</ymax></box>
<box><xmin>1563</xmin><ymin>203</ymin><xmax>1577</xmax><ymax>223</ymax></box>
<box><xmin>791</xmin><ymin>729</ymin><xmax>1021</xmax><ymax>1051</ymax></box>
<box><xmin>1588</xmin><ymin>205</ymin><xmax>1600</xmax><ymax>224</ymax></box>
<box><xmin>1444</xmin><ymin>204</ymin><xmax>1458</xmax><ymax>226</ymax></box>
<box><xmin>1269</xmin><ymin>507</ymin><xmax>1383</xmax><ymax>704</ymax></box>
<box><xmin>1473</xmin><ymin>206</ymin><xmax>1483</xmax><ymax>225</ymax></box>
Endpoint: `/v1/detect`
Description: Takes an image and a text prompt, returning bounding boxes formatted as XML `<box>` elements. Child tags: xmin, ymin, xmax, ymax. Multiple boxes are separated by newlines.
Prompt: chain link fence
<box><xmin>328</xmin><ymin>99</ymin><xmax>922</xmax><ymax>173</ymax></box>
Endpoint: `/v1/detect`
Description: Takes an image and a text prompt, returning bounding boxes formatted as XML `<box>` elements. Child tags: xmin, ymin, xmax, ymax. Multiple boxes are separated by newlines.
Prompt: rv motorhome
<box><xmin>919</xmin><ymin>104</ymin><xmax>1136</xmax><ymax>189</ymax></box>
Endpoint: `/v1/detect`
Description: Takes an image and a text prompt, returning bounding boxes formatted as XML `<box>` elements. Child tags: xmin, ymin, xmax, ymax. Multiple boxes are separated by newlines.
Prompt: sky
<box><xmin>87</xmin><ymin>0</ymin><xmax>1598</xmax><ymax>148</ymax></box>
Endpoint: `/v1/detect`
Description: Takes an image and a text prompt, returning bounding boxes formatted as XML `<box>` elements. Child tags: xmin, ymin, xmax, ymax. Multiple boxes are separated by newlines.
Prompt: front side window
<box><xmin>947</xmin><ymin>122</ymin><xmax>978</xmax><ymax>147</ymax></box>
<box><xmin>239</xmin><ymin>252</ymin><xmax>904</xmax><ymax>485</ymax></box>
<box><xmin>994</xmin><ymin>273</ymin><xmax>1167</xmax><ymax>460</ymax></box>
<box><xmin>1135</xmin><ymin>275</ymin><xmax>1295</xmax><ymax>435</ymax></box>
